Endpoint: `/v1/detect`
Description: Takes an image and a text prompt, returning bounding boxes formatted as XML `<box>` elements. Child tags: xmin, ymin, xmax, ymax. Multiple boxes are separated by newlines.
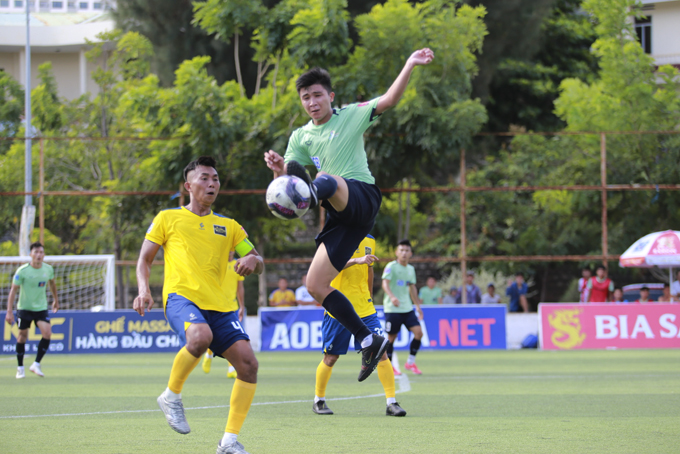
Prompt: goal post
<box><xmin>0</xmin><ymin>255</ymin><xmax>116</xmax><ymax>311</ymax></box>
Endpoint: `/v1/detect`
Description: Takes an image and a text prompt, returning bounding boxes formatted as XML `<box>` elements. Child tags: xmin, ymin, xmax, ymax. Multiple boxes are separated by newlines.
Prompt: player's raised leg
<box><xmin>218</xmin><ymin>339</ymin><xmax>258</xmax><ymax>454</ymax></box>
<box><xmin>158</xmin><ymin>320</ymin><xmax>212</xmax><ymax>435</ymax></box>
<box><xmin>306</xmin><ymin>244</ymin><xmax>387</xmax><ymax>382</ymax></box>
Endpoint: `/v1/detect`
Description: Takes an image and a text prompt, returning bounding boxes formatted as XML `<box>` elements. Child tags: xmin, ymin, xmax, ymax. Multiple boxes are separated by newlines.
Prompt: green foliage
<box><xmin>0</xmin><ymin>71</ymin><xmax>24</xmax><ymax>153</ymax></box>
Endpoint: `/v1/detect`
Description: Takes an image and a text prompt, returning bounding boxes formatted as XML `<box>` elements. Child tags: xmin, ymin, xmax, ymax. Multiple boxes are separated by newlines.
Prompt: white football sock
<box><xmin>164</xmin><ymin>387</ymin><xmax>181</xmax><ymax>401</ymax></box>
<box><xmin>221</xmin><ymin>432</ymin><xmax>238</xmax><ymax>446</ymax></box>
<box><xmin>387</xmin><ymin>397</ymin><xmax>396</xmax><ymax>405</ymax></box>
<box><xmin>314</xmin><ymin>395</ymin><xmax>324</xmax><ymax>403</ymax></box>
<box><xmin>407</xmin><ymin>355</ymin><xmax>416</xmax><ymax>365</ymax></box>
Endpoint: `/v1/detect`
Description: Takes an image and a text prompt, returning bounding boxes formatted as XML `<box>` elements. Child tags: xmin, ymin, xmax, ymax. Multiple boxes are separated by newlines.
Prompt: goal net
<box><xmin>0</xmin><ymin>255</ymin><xmax>116</xmax><ymax>311</ymax></box>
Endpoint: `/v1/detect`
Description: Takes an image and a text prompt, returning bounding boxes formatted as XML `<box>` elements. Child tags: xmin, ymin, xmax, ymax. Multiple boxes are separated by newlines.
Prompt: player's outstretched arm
<box><xmin>343</xmin><ymin>254</ymin><xmax>379</xmax><ymax>269</ymax></box>
<box><xmin>133</xmin><ymin>239</ymin><xmax>161</xmax><ymax>316</ymax></box>
<box><xmin>264</xmin><ymin>150</ymin><xmax>286</xmax><ymax>179</ymax></box>
<box><xmin>376</xmin><ymin>48</ymin><xmax>434</xmax><ymax>116</ymax></box>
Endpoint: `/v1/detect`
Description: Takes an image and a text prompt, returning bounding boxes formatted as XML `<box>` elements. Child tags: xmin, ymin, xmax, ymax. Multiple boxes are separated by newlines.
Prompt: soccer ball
<box><xmin>266</xmin><ymin>175</ymin><xmax>312</xmax><ymax>220</ymax></box>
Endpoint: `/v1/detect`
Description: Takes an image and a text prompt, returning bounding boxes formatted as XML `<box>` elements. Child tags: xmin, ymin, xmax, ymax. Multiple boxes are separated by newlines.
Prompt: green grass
<box><xmin>1</xmin><ymin>349</ymin><xmax>680</xmax><ymax>453</ymax></box>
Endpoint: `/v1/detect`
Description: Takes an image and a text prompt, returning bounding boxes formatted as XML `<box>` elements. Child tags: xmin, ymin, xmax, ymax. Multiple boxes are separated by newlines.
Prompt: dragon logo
<box><xmin>548</xmin><ymin>309</ymin><xmax>586</xmax><ymax>349</ymax></box>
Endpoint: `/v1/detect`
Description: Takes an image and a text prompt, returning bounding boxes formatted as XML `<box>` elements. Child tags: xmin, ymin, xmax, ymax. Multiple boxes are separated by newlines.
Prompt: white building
<box><xmin>0</xmin><ymin>1</ymin><xmax>116</xmax><ymax>100</ymax></box>
<box><xmin>639</xmin><ymin>0</ymin><xmax>680</xmax><ymax>69</ymax></box>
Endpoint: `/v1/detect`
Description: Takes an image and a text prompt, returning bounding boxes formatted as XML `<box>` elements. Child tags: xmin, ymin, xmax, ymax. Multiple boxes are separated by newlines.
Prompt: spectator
<box><xmin>269</xmin><ymin>278</ymin><xmax>296</xmax><ymax>307</ymax></box>
<box><xmin>587</xmin><ymin>265</ymin><xmax>614</xmax><ymax>303</ymax></box>
<box><xmin>456</xmin><ymin>271</ymin><xmax>482</xmax><ymax>304</ymax></box>
<box><xmin>635</xmin><ymin>286</ymin><xmax>651</xmax><ymax>304</ymax></box>
<box><xmin>295</xmin><ymin>274</ymin><xmax>318</xmax><ymax>306</ymax></box>
<box><xmin>442</xmin><ymin>287</ymin><xmax>458</xmax><ymax>305</ymax></box>
<box><xmin>578</xmin><ymin>267</ymin><xmax>592</xmax><ymax>303</ymax></box>
<box><xmin>506</xmin><ymin>272</ymin><xmax>528</xmax><ymax>312</ymax></box>
<box><xmin>671</xmin><ymin>270</ymin><xmax>680</xmax><ymax>299</ymax></box>
<box><xmin>418</xmin><ymin>276</ymin><xmax>443</xmax><ymax>305</ymax></box>
<box><xmin>612</xmin><ymin>288</ymin><xmax>628</xmax><ymax>303</ymax></box>
<box><xmin>481</xmin><ymin>283</ymin><xmax>501</xmax><ymax>304</ymax></box>
<box><xmin>657</xmin><ymin>283</ymin><xmax>678</xmax><ymax>303</ymax></box>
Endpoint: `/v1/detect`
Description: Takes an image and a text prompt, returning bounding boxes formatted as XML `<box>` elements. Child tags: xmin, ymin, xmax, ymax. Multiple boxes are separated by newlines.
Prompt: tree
<box><xmin>0</xmin><ymin>72</ymin><xmax>24</xmax><ymax>154</ymax></box>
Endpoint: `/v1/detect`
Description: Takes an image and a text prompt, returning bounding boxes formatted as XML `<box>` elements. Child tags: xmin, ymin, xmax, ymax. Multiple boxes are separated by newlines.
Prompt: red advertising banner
<box><xmin>539</xmin><ymin>303</ymin><xmax>680</xmax><ymax>350</ymax></box>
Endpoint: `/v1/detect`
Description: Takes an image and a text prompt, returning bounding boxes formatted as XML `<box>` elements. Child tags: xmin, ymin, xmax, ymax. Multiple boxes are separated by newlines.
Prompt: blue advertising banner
<box><xmin>260</xmin><ymin>305</ymin><xmax>507</xmax><ymax>351</ymax></box>
<box><xmin>1</xmin><ymin>310</ymin><xmax>181</xmax><ymax>354</ymax></box>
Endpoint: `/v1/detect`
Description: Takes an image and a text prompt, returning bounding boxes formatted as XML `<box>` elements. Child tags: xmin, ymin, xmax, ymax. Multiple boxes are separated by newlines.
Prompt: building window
<box><xmin>93</xmin><ymin>1</ymin><xmax>102</xmax><ymax>9</ymax></box>
<box><xmin>52</xmin><ymin>1</ymin><xmax>62</xmax><ymax>7</ymax></box>
<box><xmin>67</xmin><ymin>1</ymin><xmax>75</xmax><ymax>8</ymax></box>
<box><xmin>39</xmin><ymin>1</ymin><xmax>49</xmax><ymax>8</ymax></box>
<box><xmin>635</xmin><ymin>17</ymin><xmax>652</xmax><ymax>54</ymax></box>
<box><xmin>79</xmin><ymin>1</ymin><xmax>86</xmax><ymax>8</ymax></box>
<box><xmin>0</xmin><ymin>0</ymin><xmax>9</xmax><ymax>7</ymax></box>
<box><xmin>14</xmin><ymin>0</ymin><xmax>22</xmax><ymax>6</ymax></box>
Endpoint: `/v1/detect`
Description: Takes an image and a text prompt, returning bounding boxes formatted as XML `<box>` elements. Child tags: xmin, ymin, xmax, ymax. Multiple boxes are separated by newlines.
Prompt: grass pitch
<box><xmin>1</xmin><ymin>349</ymin><xmax>679</xmax><ymax>454</ymax></box>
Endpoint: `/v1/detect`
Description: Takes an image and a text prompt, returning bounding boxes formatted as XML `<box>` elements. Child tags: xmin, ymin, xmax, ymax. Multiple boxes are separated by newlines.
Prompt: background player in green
<box><xmin>419</xmin><ymin>276</ymin><xmax>443</xmax><ymax>305</ymax></box>
<box><xmin>382</xmin><ymin>239</ymin><xmax>424</xmax><ymax>376</ymax></box>
<box><xmin>264</xmin><ymin>48</ymin><xmax>434</xmax><ymax>381</ymax></box>
<box><xmin>5</xmin><ymin>242</ymin><xmax>59</xmax><ymax>379</ymax></box>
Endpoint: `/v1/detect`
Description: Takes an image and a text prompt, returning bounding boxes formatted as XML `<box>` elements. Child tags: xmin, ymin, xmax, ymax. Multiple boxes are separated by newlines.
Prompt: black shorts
<box><xmin>16</xmin><ymin>310</ymin><xmax>50</xmax><ymax>330</ymax></box>
<box><xmin>316</xmin><ymin>179</ymin><xmax>382</xmax><ymax>271</ymax></box>
<box><xmin>384</xmin><ymin>311</ymin><xmax>420</xmax><ymax>335</ymax></box>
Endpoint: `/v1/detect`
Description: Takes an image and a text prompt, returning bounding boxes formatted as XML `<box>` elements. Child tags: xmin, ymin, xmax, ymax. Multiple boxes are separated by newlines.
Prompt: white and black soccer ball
<box><xmin>266</xmin><ymin>175</ymin><xmax>312</xmax><ymax>220</ymax></box>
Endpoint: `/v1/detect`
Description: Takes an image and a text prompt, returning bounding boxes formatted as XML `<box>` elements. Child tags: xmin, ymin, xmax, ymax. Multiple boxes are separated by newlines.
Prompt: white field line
<box><xmin>0</xmin><ymin>374</ymin><xmax>412</xmax><ymax>420</ymax></box>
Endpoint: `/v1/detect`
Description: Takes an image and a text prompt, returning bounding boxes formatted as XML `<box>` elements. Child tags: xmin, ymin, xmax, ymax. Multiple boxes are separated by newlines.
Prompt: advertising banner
<box><xmin>1</xmin><ymin>310</ymin><xmax>181</xmax><ymax>354</ymax></box>
<box><xmin>539</xmin><ymin>303</ymin><xmax>680</xmax><ymax>350</ymax></box>
<box><xmin>260</xmin><ymin>305</ymin><xmax>507</xmax><ymax>352</ymax></box>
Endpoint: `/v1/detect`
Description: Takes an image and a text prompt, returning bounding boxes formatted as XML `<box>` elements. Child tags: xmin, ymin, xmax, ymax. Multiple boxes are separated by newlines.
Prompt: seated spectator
<box><xmin>295</xmin><ymin>274</ymin><xmax>318</xmax><ymax>306</ymax></box>
<box><xmin>419</xmin><ymin>276</ymin><xmax>443</xmax><ymax>304</ymax></box>
<box><xmin>635</xmin><ymin>286</ymin><xmax>652</xmax><ymax>304</ymax></box>
<box><xmin>481</xmin><ymin>283</ymin><xmax>501</xmax><ymax>304</ymax></box>
<box><xmin>456</xmin><ymin>271</ymin><xmax>482</xmax><ymax>304</ymax></box>
<box><xmin>506</xmin><ymin>272</ymin><xmax>528</xmax><ymax>312</ymax></box>
<box><xmin>269</xmin><ymin>277</ymin><xmax>296</xmax><ymax>307</ymax></box>
<box><xmin>442</xmin><ymin>287</ymin><xmax>458</xmax><ymax>305</ymax></box>
<box><xmin>612</xmin><ymin>288</ymin><xmax>628</xmax><ymax>303</ymax></box>
<box><xmin>657</xmin><ymin>283</ymin><xmax>678</xmax><ymax>303</ymax></box>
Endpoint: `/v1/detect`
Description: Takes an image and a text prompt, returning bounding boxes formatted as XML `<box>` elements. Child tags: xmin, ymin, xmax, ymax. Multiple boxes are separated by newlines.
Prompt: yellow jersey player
<box><xmin>134</xmin><ymin>156</ymin><xmax>264</xmax><ymax>454</ymax></box>
<box><xmin>313</xmin><ymin>235</ymin><xmax>406</xmax><ymax>417</ymax></box>
<box><xmin>203</xmin><ymin>251</ymin><xmax>245</xmax><ymax>378</ymax></box>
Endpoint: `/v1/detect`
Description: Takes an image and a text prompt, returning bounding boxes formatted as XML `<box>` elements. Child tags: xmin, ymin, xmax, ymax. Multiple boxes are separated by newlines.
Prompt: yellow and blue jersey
<box><xmin>269</xmin><ymin>289</ymin><xmax>296</xmax><ymax>306</ymax></box>
<box><xmin>330</xmin><ymin>235</ymin><xmax>376</xmax><ymax>318</ymax></box>
<box><xmin>145</xmin><ymin>207</ymin><xmax>248</xmax><ymax>312</ymax></box>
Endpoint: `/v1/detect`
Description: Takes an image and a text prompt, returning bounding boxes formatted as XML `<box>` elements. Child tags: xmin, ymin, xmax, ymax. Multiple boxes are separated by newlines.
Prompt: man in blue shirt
<box><xmin>506</xmin><ymin>272</ymin><xmax>528</xmax><ymax>312</ymax></box>
<box><xmin>456</xmin><ymin>271</ymin><xmax>482</xmax><ymax>304</ymax></box>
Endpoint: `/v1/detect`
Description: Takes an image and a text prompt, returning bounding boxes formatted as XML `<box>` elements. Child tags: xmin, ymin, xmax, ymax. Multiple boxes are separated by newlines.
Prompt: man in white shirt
<box><xmin>296</xmin><ymin>274</ymin><xmax>319</xmax><ymax>306</ymax></box>
<box><xmin>481</xmin><ymin>283</ymin><xmax>501</xmax><ymax>304</ymax></box>
<box><xmin>671</xmin><ymin>270</ymin><xmax>680</xmax><ymax>299</ymax></box>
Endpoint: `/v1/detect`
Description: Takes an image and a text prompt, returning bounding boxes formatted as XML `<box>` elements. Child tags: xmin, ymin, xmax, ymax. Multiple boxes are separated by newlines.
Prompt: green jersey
<box><xmin>13</xmin><ymin>263</ymin><xmax>54</xmax><ymax>311</ymax></box>
<box><xmin>284</xmin><ymin>97</ymin><xmax>381</xmax><ymax>184</ymax></box>
<box><xmin>419</xmin><ymin>286</ymin><xmax>442</xmax><ymax>305</ymax></box>
<box><xmin>382</xmin><ymin>260</ymin><xmax>417</xmax><ymax>313</ymax></box>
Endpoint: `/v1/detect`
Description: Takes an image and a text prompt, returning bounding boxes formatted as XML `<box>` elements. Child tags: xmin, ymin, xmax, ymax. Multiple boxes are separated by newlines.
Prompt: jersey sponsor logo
<box><xmin>397</xmin><ymin>279</ymin><xmax>405</xmax><ymax>286</ymax></box>
<box><xmin>39</xmin><ymin>282</ymin><xmax>46</xmax><ymax>287</ymax></box>
<box><xmin>189</xmin><ymin>312</ymin><xmax>198</xmax><ymax>321</ymax></box>
<box><xmin>311</xmin><ymin>156</ymin><xmax>321</xmax><ymax>170</ymax></box>
<box><xmin>213</xmin><ymin>225</ymin><xmax>227</xmax><ymax>237</ymax></box>
<box><xmin>199</xmin><ymin>222</ymin><xmax>205</xmax><ymax>230</ymax></box>
<box><xmin>146</xmin><ymin>223</ymin><xmax>154</xmax><ymax>234</ymax></box>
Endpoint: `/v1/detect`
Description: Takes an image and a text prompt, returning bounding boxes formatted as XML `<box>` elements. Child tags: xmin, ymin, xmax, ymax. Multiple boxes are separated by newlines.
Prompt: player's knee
<box><xmin>17</xmin><ymin>331</ymin><xmax>28</xmax><ymax>343</ymax></box>
<box><xmin>306</xmin><ymin>284</ymin><xmax>330</xmax><ymax>302</ymax></box>
<box><xmin>239</xmin><ymin>355</ymin><xmax>258</xmax><ymax>382</ymax></box>
<box><xmin>323</xmin><ymin>354</ymin><xmax>339</xmax><ymax>367</ymax></box>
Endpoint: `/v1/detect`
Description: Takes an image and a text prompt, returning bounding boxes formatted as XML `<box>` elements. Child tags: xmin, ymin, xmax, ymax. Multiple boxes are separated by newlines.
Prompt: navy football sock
<box><xmin>312</xmin><ymin>174</ymin><xmax>338</xmax><ymax>200</ymax></box>
<box><xmin>35</xmin><ymin>338</ymin><xmax>50</xmax><ymax>363</ymax></box>
<box><xmin>16</xmin><ymin>342</ymin><xmax>25</xmax><ymax>367</ymax></box>
<box><xmin>386</xmin><ymin>341</ymin><xmax>394</xmax><ymax>362</ymax></box>
<box><xmin>322</xmin><ymin>290</ymin><xmax>371</xmax><ymax>341</ymax></box>
<box><xmin>409</xmin><ymin>338</ymin><xmax>421</xmax><ymax>356</ymax></box>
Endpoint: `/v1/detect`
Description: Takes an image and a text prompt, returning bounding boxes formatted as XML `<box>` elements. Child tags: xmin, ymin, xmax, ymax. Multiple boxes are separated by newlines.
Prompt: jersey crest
<box><xmin>213</xmin><ymin>225</ymin><xmax>226</xmax><ymax>236</ymax></box>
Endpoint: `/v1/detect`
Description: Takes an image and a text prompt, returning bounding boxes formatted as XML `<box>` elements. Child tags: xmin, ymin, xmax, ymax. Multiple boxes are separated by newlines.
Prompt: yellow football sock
<box><xmin>377</xmin><ymin>359</ymin><xmax>396</xmax><ymax>399</ymax></box>
<box><xmin>167</xmin><ymin>347</ymin><xmax>201</xmax><ymax>394</ymax></box>
<box><xmin>314</xmin><ymin>361</ymin><xmax>333</xmax><ymax>399</ymax></box>
<box><xmin>225</xmin><ymin>379</ymin><xmax>257</xmax><ymax>435</ymax></box>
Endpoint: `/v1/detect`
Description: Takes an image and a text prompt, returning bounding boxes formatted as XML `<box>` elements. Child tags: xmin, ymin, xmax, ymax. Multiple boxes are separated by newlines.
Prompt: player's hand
<box><xmin>264</xmin><ymin>150</ymin><xmax>285</xmax><ymax>174</ymax></box>
<box><xmin>356</xmin><ymin>255</ymin><xmax>379</xmax><ymax>266</ymax></box>
<box><xmin>133</xmin><ymin>293</ymin><xmax>154</xmax><ymax>316</ymax></box>
<box><xmin>52</xmin><ymin>300</ymin><xmax>59</xmax><ymax>313</ymax></box>
<box><xmin>416</xmin><ymin>307</ymin><xmax>424</xmax><ymax>320</ymax></box>
<box><xmin>235</xmin><ymin>255</ymin><xmax>260</xmax><ymax>276</ymax></box>
<box><xmin>391</xmin><ymin>296</ymin><xmax>400</xmax><ymax>307</ymax></box>
<box><xmin>408</xmin><ymin>48</ymin><xmax>434</xmax><ymax>67</ymax></box>
<box><xmin>5</xmin><ymin>311</ymin><xmax>14</xmax><ymax>326</ymax></box>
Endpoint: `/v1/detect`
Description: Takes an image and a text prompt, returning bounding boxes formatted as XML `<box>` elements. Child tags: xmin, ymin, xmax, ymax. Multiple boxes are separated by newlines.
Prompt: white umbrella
<box><xmin>619</xmin><ymin>230</ymin><xmax>680</xmax><ymax>283</ymax></box>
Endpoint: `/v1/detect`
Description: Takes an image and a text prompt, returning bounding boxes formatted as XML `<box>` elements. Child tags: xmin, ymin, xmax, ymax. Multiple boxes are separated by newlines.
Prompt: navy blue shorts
<box><xmin>322</xmin><ymin>312</ymin><xmax>384</xmax><ymax>355</ymax></box>
<box><xmin>16</xmin><ymin>310</ymin><xmax>50</xmax><ymax>330</ymax></box>
<box><xmin>384</xmin><ymin>311</ymin><xmax>420</xmax><ymax>335</ymax></box>
<box><xmin>165</xmin><ymin>293</ymin><xmax>249</xmax><ymax>356</ymax></box>
<box><xmin>317</xmin><ymin>179</ymin><xmax>382</xmax><ymax>272</ymax></box>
